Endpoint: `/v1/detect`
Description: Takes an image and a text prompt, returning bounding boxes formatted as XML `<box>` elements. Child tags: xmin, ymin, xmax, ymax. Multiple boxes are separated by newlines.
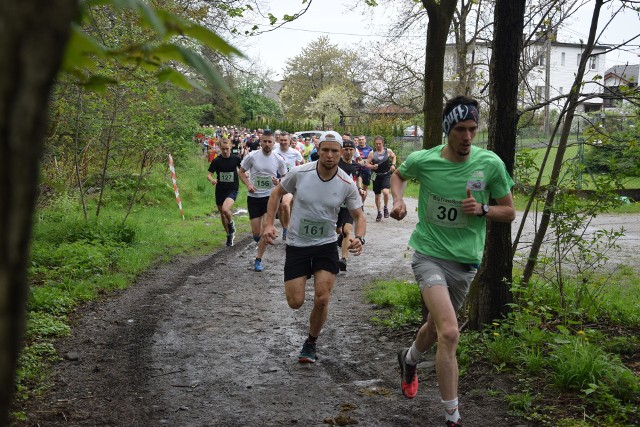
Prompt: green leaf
<box><xmin>268</xmin><ymin>13</ymin><xmax>277</xmax><ymax>25</ymax></box>
<box><xmin>182</xmin><ymin>24</ymin><xmax>243</xmax><ymax>57</ymax></box>
<box><xmin>157</xmin><ymin>68</ymin><xmax>203</xmax><ymax>91</ymax></box>
<box><xmin>83</xmin><ymin>75</ymin><xmax>119</xmax><ymax>93</ymax></box>
<box><xmin>61</xmin><ymin>24</ymin><xmax>106</xmax><ymax>72</ymax></box>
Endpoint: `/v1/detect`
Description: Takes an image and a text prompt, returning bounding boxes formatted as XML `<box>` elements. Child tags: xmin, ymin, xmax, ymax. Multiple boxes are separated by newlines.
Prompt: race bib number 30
<box><xmin>299</xmin><ymin>218</ymin><xmax>330</xmax><ymax>238</ymax></box>
<box><xmin>253</xmin><ymin>175</ymin><xmax>272</xmax><ymax>189</ymax></box>
<box><xmin>219</xmin><ymin>172</ymin><xmax>234</xmax><ymax>183</ymax></box>
<box><xmin>426</xmin><ymin>194</ymin><xmax>468</xmax><ymax>228</ymax></box>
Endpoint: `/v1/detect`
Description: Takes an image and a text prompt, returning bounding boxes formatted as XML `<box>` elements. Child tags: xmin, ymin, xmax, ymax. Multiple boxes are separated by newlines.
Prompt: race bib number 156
<box><xmin>253</xmin><ymin>175</ymin><xmax>272</xmax><ymax>189</ymax></box>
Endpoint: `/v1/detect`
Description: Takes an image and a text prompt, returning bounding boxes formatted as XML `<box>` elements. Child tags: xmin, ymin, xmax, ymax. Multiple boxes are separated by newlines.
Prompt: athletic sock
<box><xmin>307</xmin><ymin>334</ymin><xmax>318</xmax><ymax>343</ymax></box>
<box><xmin>442</xmin><ymin>397</ymin><xmax>460</xmax><ymax>424</ymax></box>
<box><xmin>406</xmin><ymin>341</ymin><xmax>424</xmax><ymax>365</ymax></box>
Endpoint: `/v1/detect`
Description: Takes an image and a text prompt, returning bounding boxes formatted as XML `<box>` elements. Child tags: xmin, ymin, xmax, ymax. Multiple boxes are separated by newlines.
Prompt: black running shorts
<box><xmin>284</xmin><ymin>242</ymin><xmax>339</xmax><ymax>281</ymax></box>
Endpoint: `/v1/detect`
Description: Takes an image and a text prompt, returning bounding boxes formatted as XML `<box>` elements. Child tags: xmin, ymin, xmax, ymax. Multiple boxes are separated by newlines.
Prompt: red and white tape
<box><xmin>168</xmin><ymin>154</ymin><xmax>185</xmax><ymax>220</ymax></box>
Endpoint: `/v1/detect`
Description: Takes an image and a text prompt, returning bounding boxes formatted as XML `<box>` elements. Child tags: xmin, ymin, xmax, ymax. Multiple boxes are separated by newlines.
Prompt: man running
<box><xmin>366</xmin><ymin>135</ymin><xmax>397</xmax><ymax>222</ymax></box>
<box><xmin>336</xmin><ymin>139</ymin><xmax>364</xmax><ymax>271</ymax></box>
<box><xmin>356</xmin><ymin>135</ymin><xmax>373</xmax><ymax>208</ymax></box>
<box><xmin>273</xmin><ymin>132</ymin><xmax>305</xmax><ymax>240</ymax></box>
<box><xmin>262</xmin><ymin>131</ymin><xmax>366</xmax><ymax>363</ymax></box>
<box><xmin>239</xmin><ymin>130</ymin><xmax>288</xmax><ymax>272</ymax></box>
<box><xmin>391</xmin><ymin>96</ymin><xmax>515</xmax><ymax>427</ymax></box>
<box><xmin>207</xmin><ymin>139</ymin><xmax>242</xmax><ymax>247</ymax></box>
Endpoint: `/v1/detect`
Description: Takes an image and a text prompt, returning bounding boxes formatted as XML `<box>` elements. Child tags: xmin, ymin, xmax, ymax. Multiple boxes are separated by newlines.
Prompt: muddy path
<box><xmin>20</xmin><ymin>197</ymin><xmax>640</xmax><ymax>427</ymax></box>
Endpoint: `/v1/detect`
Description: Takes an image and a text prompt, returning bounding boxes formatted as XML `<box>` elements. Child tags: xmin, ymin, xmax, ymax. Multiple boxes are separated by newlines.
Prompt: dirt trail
<box><xmin>21</xmin><ymin>196</ymin><xmax>640</xmax><ymax>427</ymax></box>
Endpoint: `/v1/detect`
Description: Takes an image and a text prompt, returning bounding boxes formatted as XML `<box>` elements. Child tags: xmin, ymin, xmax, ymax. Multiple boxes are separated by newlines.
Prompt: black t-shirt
<box><xmin>338</xmin><ymin>158</ymin><xmax>361</xmax><ymax>183</ymax></box>
<box><xmin>208</xmin><ymin>155</ymin><xmax>242</xmax><ymax>190</ymax></box>
<box><xmin>231</xmin><ymin>137</ymin><xmax>242</xmax><ymax>156</ymax></box>
<box><xmin>246</xmin><ymin>139</ymin><xmax>260</xmax><ymax>152</ymax></box>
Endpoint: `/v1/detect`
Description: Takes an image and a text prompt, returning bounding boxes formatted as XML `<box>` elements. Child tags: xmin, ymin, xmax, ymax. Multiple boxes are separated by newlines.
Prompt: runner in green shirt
<box><xmin>391</xmin><ymin>95</ymin><xmax>516</xmax><ymax>427</ymax></box>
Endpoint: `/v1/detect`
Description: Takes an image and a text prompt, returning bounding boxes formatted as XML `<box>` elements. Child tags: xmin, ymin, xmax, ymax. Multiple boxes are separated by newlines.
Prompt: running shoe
<box><xmin>226</xmin><ymin>234</ymin><xmax>234</xmax><ymax>247</ymax></box>
<box><xmin>254</xmin><ymin>259</ymin><xmax>264</xmax><ymax>272</ymax></box>
<box><xmin>384</xmin><ymin>206</ymin><xmax>389</xmax><ymax>218</ymax></box>
<box><xmin>398</xmin><ymin>348</ymin><xmax>418</xmax><ymax>399</ymax></box>
<box><xmin>298</xmin><ymin>341</ymin><xmax>317</xmax><ymax>363</ymax></box>
<box><xmin>228</xmin><ymin>221</ymin><xmax>236</xmax><ymax>235</ymax></box>
<box><xmin>282</xmin><ymin>228</ymin><xmax>287</xmax><ymax>241</ymax></box>
<box><xmin>445</xmin><ymin>420</ymin><xmax>462</xmax><ymax>427</ymax></box>
<box><xmin>338</xmin><ymin>257</ymin><xmax>347</xmax><ymax>272</ymax></box>
<box><xmin>376</xmin><ymin>211</ymin><xmax>382</xmax><ymax>222</ymax></box>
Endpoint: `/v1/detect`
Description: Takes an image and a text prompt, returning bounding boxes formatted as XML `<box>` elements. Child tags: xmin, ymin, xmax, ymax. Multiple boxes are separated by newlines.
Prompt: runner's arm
<box><xmin>389</xmin><ymin>149</ymin><xmax>397</xmax><ymax>173</ymax></box>
<box><xmin>238</xmin><ymin>167</ymin><xmax>256</xmax><ymax>193</ymax></box>
<box><xmin>462</xmin><ymin>189</ymin><xmax>515</xmax><ymax>223</ymax></box>
<box><xmin>390</xmin><ymin>170</ymin><xmax>408</xmax><ymax>221</ymax></box>
<box><xmin>262</xmin><ymin>184</ymin><xmax>289</xmax><ymax>244</ymax></box>
<box><xmin>348</xmin><ymin>207</ymin><xmax>366</xmax><ymax>255</ymax></box>
<box><xmin>207</xmin><ymin>172</ymin><xmax>217</xmax><ymax>186</ymax></box>
<box><xmin>365</xmin><ymin>152</ymin><xmax>376</xmax><ymax>170</ymax></box>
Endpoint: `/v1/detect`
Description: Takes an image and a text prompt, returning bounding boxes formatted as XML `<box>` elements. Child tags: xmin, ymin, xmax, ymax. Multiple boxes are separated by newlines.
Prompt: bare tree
<box><xmin>422</xmin><ymin>0</ymin><xmax>458</xmax><ymax>149</ymax></box>
<box><xmin>520</xmin><ymin>0</ymin><xmax>605</xmax><ymax>286</ymax></box>
<box><xmin>468</xmin><ymin>0</ymin><xmax>526</xmax><ymax>328</ymax></box>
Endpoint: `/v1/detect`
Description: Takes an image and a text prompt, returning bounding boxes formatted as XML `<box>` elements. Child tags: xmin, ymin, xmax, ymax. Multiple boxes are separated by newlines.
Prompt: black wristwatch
<box><xmin>356</xmin><ymin>236</ymin><xmax>365</xmax><ymax>245</ymax></box>
<box><xmin>477</xmin><ymin>204</ymin><xmax>489</xmax><ymax>217</ymax></box>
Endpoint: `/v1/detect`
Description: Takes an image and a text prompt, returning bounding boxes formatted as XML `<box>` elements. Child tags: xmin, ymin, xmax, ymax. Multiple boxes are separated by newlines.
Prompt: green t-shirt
<box><xmin>399</xmin><ymin>145</ymin><xmax>514</xmax><ymax>264</ymax></box>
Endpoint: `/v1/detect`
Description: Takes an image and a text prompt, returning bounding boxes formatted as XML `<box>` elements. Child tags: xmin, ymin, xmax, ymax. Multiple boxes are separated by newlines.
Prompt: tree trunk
<box><xmin>0</xmin><ymin>0</ymin><xmax>77</xmax><ymax>423</ymax></box>
<box><xmin>422</xmin><ymin>0</ymin><xmax>457</xmax><ymax>149</ymax></box>
<box><xmin>468</xmin><ymin>0</ymin><xmax>525</xmax><ymax>329</ymax></box>
<box><xmin>521</xmin><ymin>0</ymin><xmax>603</xmax><ymax>287</ymax></box>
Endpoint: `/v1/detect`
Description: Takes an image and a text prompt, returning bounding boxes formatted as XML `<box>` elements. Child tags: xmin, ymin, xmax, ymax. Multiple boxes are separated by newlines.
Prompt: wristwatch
<box><xmin>355</xmin><ymin>236</ymin><xmax>365</xmax><ymax>245</ymax></box>
<box><xmin>478</xmin><ymin>204</ymin><xmax>489</xmax><ymax>217</ymax></box>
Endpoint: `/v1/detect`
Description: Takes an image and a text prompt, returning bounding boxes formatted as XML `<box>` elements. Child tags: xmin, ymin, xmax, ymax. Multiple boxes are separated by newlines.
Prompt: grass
<box><xmin>366</xmin><ymin>266</ymin><xmax>640</xmax><ymax>425</ymax></box>
<box><xmin>16</xmin><ymin>149</ymin><xmax>249</xmax><ymax>408</ymax></box>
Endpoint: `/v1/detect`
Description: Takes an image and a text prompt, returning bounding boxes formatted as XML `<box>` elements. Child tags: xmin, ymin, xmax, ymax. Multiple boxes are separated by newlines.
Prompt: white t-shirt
<box><xmin>274</xmin><ymin>147</ymin><xmax>304</xmax><ymax>172</ymax></box>
<box><xmin>280</xmin><ymin>162</ymin><xmax>362</xmax><ymax>247</ymax></box>
<box><xmin>240</xmin><ymin>150</ymin><xmax>288</xmax><ymax>198</ymax></box>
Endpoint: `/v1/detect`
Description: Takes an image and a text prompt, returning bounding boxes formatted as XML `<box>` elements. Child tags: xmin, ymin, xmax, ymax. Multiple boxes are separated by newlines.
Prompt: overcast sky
<box><xmin>229</xmin><ymin>0</ymin><xmax>640</xmax><ymax>80</ymax></box>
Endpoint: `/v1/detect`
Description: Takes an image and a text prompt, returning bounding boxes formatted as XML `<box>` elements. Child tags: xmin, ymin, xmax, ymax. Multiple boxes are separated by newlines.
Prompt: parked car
<box><xmin>294</xmin><ymin>130</ymin><xmax>328</xmax><ymax>140</ymax></box>
<box><xmin>403</xmin><ymin>125</ymin><xmax>423</xmax><ymax>137</ymax></box>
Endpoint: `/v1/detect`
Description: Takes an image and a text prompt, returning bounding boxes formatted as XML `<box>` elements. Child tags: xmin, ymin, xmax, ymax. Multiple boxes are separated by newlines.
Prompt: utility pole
<box><xmin>543</xmin><ymin>29</ymin><xmax>552</xmax><ymax>136</ymax></box>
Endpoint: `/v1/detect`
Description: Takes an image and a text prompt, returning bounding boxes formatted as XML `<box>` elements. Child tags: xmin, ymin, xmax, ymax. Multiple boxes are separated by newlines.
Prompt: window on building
<box><xmin>577</xmin><ymin>53</ymin><xmax>582</xmax><ymax>66</ymax></box>
<box><xmin>559</xmin><ymin>87</ymin><xmax>564</xmax><ymax>94</ymax></box>
<box><xmin>589</xmin><ymin>55</ymin><xmax>598</xmax><ymax>70</ymax></box>
<box><xmin>537</xmin><ymin>55</ymin><xmax>545</xmax><ymax>66</ymax></box>
<box><xmin>535</xmin><ymin>86</ymin><xmax>545</xmax><ymax>102</ymax></box>
<box><xmin>561</xmin><ymin>52</ymin><xmax>565</xmax><ymax>66</ymax></box>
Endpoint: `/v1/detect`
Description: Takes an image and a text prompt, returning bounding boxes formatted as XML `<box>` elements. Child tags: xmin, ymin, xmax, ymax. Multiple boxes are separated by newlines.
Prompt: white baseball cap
<box><xmin>318</xmin><ymin>131</ymin><xmax>343</xmax><ymax>146</ymax></box>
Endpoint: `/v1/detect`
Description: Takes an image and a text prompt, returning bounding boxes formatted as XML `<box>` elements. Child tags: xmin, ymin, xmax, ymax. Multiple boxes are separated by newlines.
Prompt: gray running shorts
<box><xmin>411</xmin><ymin>251</ymin><xmax>478</xmax><ymax>312</ymax></box>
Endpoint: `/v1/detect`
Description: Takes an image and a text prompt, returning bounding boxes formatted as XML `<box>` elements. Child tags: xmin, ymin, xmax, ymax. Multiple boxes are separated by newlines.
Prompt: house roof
<box><xmin>604</xmin><ymin>64</ymin><xmax>639</xmax><ymax>84</ymax></box>
<box><xmin>264</xmin><ymin>80</ymin><xmax>284</xmax><ymax>103</ymax></box>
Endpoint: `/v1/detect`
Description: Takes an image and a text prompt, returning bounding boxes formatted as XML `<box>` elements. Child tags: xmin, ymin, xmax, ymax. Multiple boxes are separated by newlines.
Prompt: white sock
<box><xmin>442</xmin><ymin>397</ymin><xmax>460</xmax><ymax>423</ymax></box>
<box><xmin>405</xmin><ymin>341</ymin><xmax>424</xmax><ymax>365</ymax></box>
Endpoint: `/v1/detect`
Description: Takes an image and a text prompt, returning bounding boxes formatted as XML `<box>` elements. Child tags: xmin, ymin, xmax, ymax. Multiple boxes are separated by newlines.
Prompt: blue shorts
<box><xmin>361</xmin><ymin>169</ymin><xmax>371</xmax><ymax>186</ymax></box>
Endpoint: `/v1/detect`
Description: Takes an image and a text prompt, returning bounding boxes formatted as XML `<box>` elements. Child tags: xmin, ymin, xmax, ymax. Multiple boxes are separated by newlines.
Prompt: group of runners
<box><xmin>204</xmin><ymin>96</ymin><xmax>516</xmax><ymax>427</ymax></box>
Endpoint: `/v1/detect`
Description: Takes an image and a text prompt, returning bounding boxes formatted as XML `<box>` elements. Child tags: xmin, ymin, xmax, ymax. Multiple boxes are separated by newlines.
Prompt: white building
<box><xmin>445</xmin><ymin>41</ymin><xmax>608</xmax><ymax>112</ymax></box>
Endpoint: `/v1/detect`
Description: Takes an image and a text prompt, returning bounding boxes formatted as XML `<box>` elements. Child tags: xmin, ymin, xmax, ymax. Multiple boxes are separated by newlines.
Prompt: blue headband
<box><xmin>442</xmin><ymin>104</ymin><xmax>479</xmax><ymax>136</ymax></box>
